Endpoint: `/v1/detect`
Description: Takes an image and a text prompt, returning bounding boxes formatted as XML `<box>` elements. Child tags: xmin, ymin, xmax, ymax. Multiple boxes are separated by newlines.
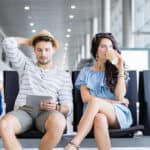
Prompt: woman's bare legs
<box><xmin>94</xmin><ymin>113</ymin><xmax>113</xmax><ymax>150</ymax></box>
<box><xmin>64</xmin><ymin>98</ymin><xmax>119</xmax><ymax>150</ymax></box>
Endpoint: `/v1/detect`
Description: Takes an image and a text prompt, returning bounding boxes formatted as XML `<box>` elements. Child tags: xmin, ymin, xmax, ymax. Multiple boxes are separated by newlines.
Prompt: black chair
<box><xmin>72</xmin><ymin>70</ymin><xmax>144</xmax><ymax>138</ymax></box>
<box><xmin>139</xmin><ymin>70</ymin><xmax>150</xmax><ymax>135</ymax></box>
<box><xmin>3</xmin><ymin>70</ymin><xmax>144</xmax><ymax>138</ymax></box>
<box><xmin>4</xmin><ymin>71</ymin><xmax>43</xmax><ymax>138</ymax></box>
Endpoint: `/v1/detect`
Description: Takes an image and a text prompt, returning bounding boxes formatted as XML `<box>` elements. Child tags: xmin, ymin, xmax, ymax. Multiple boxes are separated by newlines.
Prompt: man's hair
<box><xmin>32</xmin><ymin>36</ymin><xmax>55</xmax><ymax>47</ymax></box>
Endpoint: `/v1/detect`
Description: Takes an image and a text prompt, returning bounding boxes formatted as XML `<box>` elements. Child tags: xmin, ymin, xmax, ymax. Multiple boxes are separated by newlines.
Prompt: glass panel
<box><xmin>122</xmin><ymin>50</ymin><xmax>148</xmax><ymax>71</ymax></box>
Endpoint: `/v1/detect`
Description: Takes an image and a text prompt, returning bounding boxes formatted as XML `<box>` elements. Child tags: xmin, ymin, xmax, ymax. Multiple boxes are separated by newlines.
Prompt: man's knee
<box><xmin>45</xmin><ymin>112</ymin><xmax>66</xmax><ymax>131</ymax></box>
<box><xmin>0</xmin><ymin>118</ymin><xmax>8</xmax><ymax>133</ymax></box>
<box><xmin>0</xmin><ymin>117</ymin><xmax>13</xmax><ymax>135</ymax></box>
<box><xmin>94</xmin><ymin>113</ymin><xmax>108</xmax><ymax>129</ymax></box>
<box><xmin>0</xmin><ymin>115</ymin><xmax>21</xmax><ymax>135</ymax></box>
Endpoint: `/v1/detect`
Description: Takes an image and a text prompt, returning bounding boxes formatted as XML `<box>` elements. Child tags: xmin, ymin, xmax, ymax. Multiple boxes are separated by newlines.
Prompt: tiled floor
<box><xmin>0</xmin><ymin>148</ymin><xmax>150</xmax><ymax>150</ymax></box>
<box><xmin>0</xmin><ymin>136</ymin><xmax>150</xmax><ymax>150</ymax></box>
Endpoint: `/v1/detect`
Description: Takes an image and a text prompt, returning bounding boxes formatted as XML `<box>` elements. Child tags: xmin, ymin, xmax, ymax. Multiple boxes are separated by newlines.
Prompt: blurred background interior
<box><xmin>0</xmin><ymin>0</ymin><xmax>150</xmax><ymax>72</ymax></box>
<box><xmin>0</xmin><ymin>0</ymin><xmax>150</xmax><ymax>149</ymax></box>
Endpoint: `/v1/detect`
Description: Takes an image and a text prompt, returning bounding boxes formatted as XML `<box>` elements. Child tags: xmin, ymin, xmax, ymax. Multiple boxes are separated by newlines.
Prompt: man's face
<box><xmin>34</xmin><ymin>41</ymin><xmax>54</xmax><ymax>65</ymax></box>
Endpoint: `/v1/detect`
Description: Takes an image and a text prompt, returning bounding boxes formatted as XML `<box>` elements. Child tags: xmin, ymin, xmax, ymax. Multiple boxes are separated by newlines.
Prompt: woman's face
<box><xmin>97</xmin><ymin>38</ymin><xmax>113</xmax><ymax>62</ymax></box>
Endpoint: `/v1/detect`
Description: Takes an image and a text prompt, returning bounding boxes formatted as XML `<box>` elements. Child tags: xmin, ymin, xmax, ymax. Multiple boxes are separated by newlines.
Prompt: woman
<box><xmin>64</xmin><ymin>33</ymin><xmax>133</xmax><ymax>150</ymax></box>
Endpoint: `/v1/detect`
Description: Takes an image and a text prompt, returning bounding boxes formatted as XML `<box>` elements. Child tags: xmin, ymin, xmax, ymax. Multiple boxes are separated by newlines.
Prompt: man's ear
<box><xmin>52</xmin><ymin>49</ymin><xmax>56</xmax><ymax>54</ymax></box>
<box><xmin>33</xmin><ymin>47</ymin><xmax>36</xmax><ymax>52</ymax></box>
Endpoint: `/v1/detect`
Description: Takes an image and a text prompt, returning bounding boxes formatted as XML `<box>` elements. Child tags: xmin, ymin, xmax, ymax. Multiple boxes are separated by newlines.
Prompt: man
<box><xmin>0</xmin><ymin>30</ymin><xmax>73</xmax><ymax>150</ymax></box>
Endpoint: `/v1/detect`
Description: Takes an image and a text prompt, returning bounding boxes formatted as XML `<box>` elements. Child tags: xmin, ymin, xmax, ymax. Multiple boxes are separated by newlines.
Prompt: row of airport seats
<box><xmin>3</xmin><ymin>70</ymin><xmax>149</xmax><ymax>138</ymax></box>
<box><xmin>139</xmin><ymin>70</ymin><xmax>150</xmax><ymax>135</ymax></box>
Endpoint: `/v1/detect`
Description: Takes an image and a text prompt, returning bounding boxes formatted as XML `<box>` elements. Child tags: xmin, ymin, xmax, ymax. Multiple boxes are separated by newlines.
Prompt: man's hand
<box><xmin>40</xmin><ymin>99</ymin><xmax>58</xmax><ymax>111</ymax></box>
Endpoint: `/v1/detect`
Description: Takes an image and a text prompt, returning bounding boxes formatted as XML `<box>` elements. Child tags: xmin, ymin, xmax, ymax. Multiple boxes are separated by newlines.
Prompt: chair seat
<box><xmin>17</xmin><ymin>130</ymin><xmax>43</xmax><ymax>138</ymax></box>
<box><xmin>17</xmin><ymin>128</ymin><xmax>67</xmax><ymax>138</ymax></box>
<box><xmin>109</xmin><ymin>125</ymin><xmax>144</xmax><ymax>138</ymax></box>
<box><xmin>86</xmin><ymin>125</ymin><xmax>144</xmax><ymax>138</ymax></box>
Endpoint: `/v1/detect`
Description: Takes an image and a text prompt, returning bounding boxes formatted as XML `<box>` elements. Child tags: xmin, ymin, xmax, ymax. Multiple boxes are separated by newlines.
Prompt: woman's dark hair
<box><xmin>91</xmin><ymin>33</ymin><xmax>124</xmax><ymax>92</ymax></box>
<box><xmin>32</xmin><ymin>36</ymin><xmax>55</xmax><ymax>47</ymax></box>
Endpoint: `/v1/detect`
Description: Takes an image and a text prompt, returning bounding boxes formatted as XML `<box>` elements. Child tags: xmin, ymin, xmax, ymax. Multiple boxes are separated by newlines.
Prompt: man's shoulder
<box><xmin>17</xmin><ymin>60</ymin><xmax>37</xmax><ymax>73</ymax></box>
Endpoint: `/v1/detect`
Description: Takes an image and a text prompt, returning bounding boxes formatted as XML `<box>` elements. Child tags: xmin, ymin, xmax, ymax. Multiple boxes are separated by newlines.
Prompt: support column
<box><xmin>78</xmin><ymin>53</ymin><xmax>81</xmax><ymax>64</ymax></box>
<box><xmin>91</xmin><ymin>17</ymin><xmax>98</xmax><ymax>37</ymax></box>
<box><xmin>102</xmin><ymin>0</ymin><xmax>111</xmax><ymax>32</ymax></box>
<box><xmin>81</xmin><ymin>44</ymin><xmax>85</xmax><ymax>59</ymax></box>
<box><xmin>122</xmin><ymin>0</ymin><xmax>134</xmax><ymax>47</ymax></box>
<box><xmin>85</xmin><ymin>33</ymin><xmax>91</xmax><ymax>59</ymax></box>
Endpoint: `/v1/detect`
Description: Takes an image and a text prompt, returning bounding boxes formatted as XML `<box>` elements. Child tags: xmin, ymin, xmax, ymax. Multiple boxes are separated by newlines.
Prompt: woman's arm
<box><xmin>114</xmin><ymin>70</ymin><xmax>126</xmax><ymax>101</ymax></box>
<box><xmin>80</xmin><ymin>85</ymin><xmax>93</xmax><ymax>103</ymax></box>
<box><xmin>80</xmin><ymin>84</ymin><xmax>129</xmax><ymax>106</ymax></box>
<box><xmin>80</xmin><ymin>85</ymin><xmax>118</xmax><ymax>104</ymax></box>
<box><xmin>114</xmin><ymin>52</ymin><xmax>126</xmax><ymax>101</ymax></box>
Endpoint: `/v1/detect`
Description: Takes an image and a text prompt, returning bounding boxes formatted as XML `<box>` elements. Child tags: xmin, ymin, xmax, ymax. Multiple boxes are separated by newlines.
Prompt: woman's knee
<box><xmin>45</xmin><ymin>112</ymin><xmax>66</xmax><ymax>130</ymax></box>
<box><xmin>94</xmin><ymin>113</ymin><xmax>108</xmax><ymax>129</ymax></box>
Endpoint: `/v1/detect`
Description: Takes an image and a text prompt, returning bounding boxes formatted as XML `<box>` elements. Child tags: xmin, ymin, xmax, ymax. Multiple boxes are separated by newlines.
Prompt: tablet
<box><xmin>26</xmin><ymin>95</ymin><xmax>53</xmax><ymax>107</ymax></box>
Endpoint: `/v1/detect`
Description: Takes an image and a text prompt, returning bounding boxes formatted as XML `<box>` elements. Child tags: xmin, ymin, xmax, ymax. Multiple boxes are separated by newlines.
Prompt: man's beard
<box><xmin>38</xmin><ymin>59</ymin><xmax>50</xmax><ymax>65</ymax></box>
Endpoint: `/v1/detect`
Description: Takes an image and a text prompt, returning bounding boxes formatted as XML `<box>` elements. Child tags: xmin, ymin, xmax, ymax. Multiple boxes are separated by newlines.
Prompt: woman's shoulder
<box><xmin>79</xmin><ymin>66</ymin><xmax>90</xmax><ymax>73</ymax></box>
<box><xmin>80</xmin><ymin>66</ymin><xmax>100</xmax><ymax>75</ymax></box>
<box><xmin>84</xmin><ymin>65</ymin><xmax>105</xmax><ymax>74</ymax></box>
<box><xmin>81</xmin><ymin>65</ymin><xmax>98</xmax><ymax>72</ymax></box>
<box><xmin>79</xmin><ymin>66</ymin><xmax>105</xmax><ymax>80</ymax></box>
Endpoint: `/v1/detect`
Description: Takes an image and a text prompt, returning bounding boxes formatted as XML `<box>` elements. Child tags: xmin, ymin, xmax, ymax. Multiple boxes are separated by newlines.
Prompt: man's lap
<box><xmin>8</xmin><ymin>106</ymin><xmax>63</xmax><ymax>134</ymax></box>
<box><xmin>8</xmin><ymin>109</ymin><xmax>33</xmax><ymax>134</ymax></box>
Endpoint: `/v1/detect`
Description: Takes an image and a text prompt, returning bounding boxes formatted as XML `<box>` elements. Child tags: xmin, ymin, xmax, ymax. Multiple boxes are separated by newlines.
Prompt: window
<box><xmin>121</xmin><ymin>49</ymin><xmax>148</xmax><ymax>71</ymax></box>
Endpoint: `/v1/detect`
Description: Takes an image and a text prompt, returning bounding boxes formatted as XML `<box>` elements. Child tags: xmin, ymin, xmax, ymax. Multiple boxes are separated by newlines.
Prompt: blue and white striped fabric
<box><xmin>2</xmin><ymin>37</ymin><xmax>73</xmax><ymax>116</ymax></box>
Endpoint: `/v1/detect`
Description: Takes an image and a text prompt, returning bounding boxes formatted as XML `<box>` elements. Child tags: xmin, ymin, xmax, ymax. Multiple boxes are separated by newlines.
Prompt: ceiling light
<box><xmin>32</xmin><ymin>29</ymin><xmax>36</xmax><ymax>33</ymax></box>
<box><xmin>65</xmin><ymin>43</ymin><xmax>69</xmax><ymax>47</ymax></box>
<box><xmin>67</xmin><ymin>28</ymin><xmax>72</xmax><ymax>32</ymax></box>
<box><xmin>69</xmin><ymin>15</ymin><xmax>74</xmax><ymax>19</ymax></box>
<box><xmin>24</xmin><ymin>6</ymin><xmax>30</xmax><ymax>10</ymax></box>
<box><xmin>66</xmin><ymin>34</ymin><xmax>70</xmax><ymax>38</ymax></box>
<box><xmin>63</xmin><ymin>55</ymin><xmax>66</xmax><ymax>59</ymax></box>
<box><xmin>29</xmin><ymin>22</ymin><xmax>34</xmax><ymax>26</ymax></box>
<box><xmin>71</xmin><ymin>5</ymin><xmax>76</xmax><ymax>9</ymax></box>
<box><xmin>64</xmin><ymin>47</ymin><xmax>68</xmax><ymax>50</ymax></box>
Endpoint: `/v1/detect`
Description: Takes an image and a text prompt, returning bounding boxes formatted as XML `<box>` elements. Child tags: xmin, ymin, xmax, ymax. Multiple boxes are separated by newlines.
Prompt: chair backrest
<box><xmin>72</xmin><ymin>70</ymin><xmax>138</xmax><ymax>131</ymax></box>
<box><xmin>72</xmin><ymin>71</ymin><xmax>83</xmax><ymax>131</ymax></box>
<box><xmin>0</xmin><ymin>91</ymin><xmax>2</xmax><ymax>115</ymax></box>
<box><xmin>126</xmin><ymin>71</ymin><xmax>138</xmax><ymax>126</ymax></box>
<box><xmin>139</xmin><ymin>70</ymin><xmax>150</xmax><ymax>135</ymax></box>
<box><xmin>3</xmin><ymin>71</ymin><xmax>19</xmax><ymax>113</ymax></box>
